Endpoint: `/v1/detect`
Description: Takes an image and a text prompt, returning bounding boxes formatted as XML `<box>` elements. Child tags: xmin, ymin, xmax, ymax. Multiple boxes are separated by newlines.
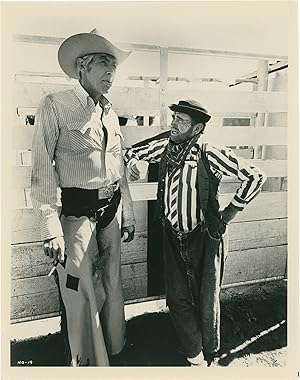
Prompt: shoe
<box><xmin>188</xmin><ymin>351</ymin><xmax>208</xmax><ymax>367</ymax></box>
<box><xmin>190</xmin><ymin>360</ymin><xmax>208</xmax><ymax>367</ymax></box>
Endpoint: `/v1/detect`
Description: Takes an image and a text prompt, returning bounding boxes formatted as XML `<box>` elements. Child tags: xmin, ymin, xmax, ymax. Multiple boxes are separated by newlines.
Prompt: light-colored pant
<box><xmin>56</xmin><ymin>214</ymin><xmax>125</xmax><ymax>366</ymax></box>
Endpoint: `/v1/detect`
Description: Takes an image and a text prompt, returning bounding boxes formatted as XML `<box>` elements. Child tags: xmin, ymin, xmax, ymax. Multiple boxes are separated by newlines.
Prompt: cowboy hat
<box><xmin>58</xmin><ymin>28</ymin><xmax>131</xmax><ymax>79</ymax></box>
<box><xmin>169</xmin><ymin>100</ymin><xmax>211</xmax><ymax>123</ymax></box>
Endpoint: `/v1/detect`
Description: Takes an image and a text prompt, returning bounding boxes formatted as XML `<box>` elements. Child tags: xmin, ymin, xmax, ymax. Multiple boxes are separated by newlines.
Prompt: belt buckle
<box><xmin>98</xmin><ymin>185</ymin><xmax>113</xmax><ymax>199</ymax></box>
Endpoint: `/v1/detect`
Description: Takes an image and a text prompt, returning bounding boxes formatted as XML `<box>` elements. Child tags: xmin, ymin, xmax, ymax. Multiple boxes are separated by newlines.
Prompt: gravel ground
<box><xmin>11</xmin><ymin>280</ymin><xmax>287</xmax><ymax>367</ymax></box>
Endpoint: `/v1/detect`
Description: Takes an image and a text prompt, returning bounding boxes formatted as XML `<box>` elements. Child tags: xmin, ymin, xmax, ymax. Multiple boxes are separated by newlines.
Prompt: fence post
<box><xmin>159</xmin><ymin>47</ymin><xmax>168</xmax><ymax>130</ymax></box>
<box><xmin>254</xmin><ymin>60</ymin><xmax>269</xmax><ymax>159</ymax></box>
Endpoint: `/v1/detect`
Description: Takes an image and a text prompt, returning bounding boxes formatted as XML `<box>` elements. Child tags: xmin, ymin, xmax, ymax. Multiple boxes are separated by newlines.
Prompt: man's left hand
<box><xmin>221</xmin><ymin>204</ymin><xmax>240</xmax><ymax>225</ymax></box>
<box><xmin>121</xmin><ymin>225</ymin><xmax>135</xmax><ymax>242</ymax></box>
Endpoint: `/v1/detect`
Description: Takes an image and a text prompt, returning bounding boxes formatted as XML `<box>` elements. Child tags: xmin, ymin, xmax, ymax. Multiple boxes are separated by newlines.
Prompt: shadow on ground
<box><xmin>11</xmin><ymin>280</ymin><xmax>287</xmax><ymax>367</ymax></box>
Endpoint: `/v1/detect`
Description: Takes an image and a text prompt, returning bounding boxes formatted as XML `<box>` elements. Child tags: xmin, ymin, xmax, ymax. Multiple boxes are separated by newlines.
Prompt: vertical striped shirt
<box><xmin>125</xmin><ymin>135</ymin><xmax>266</xmax><ymax>232</ymax></box>
<box><xmin>31</xmin><ymin>84</ymin><xmax>126</xmax><ymax>240</ymax></box>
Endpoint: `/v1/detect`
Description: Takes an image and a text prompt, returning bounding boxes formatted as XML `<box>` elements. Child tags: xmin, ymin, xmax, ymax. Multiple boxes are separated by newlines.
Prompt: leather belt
<box><xmin>61</xmin><ymin>186</ymin><xmax>121</xmax><ymax>226</ymax></box>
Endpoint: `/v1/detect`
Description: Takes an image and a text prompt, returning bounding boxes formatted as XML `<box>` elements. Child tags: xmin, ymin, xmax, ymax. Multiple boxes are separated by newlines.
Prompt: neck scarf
<box><xmin>166</xmin><ymin>134</ymin><xmax>200</xmax><ymax>176</ymax></box>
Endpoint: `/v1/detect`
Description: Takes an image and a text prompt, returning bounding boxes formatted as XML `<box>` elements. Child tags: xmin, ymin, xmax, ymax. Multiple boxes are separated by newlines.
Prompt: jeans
<box><xmin>162</xmin><ymin>218</ymin><xmax>227</xmax><ymax>358</ymax></box>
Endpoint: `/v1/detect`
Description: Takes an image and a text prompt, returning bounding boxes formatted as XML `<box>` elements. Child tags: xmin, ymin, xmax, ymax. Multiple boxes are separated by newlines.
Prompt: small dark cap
<box><xmin>169</xmin><ymin>99</ymin><xmax>211</xmax><ymax>123</ymax></box>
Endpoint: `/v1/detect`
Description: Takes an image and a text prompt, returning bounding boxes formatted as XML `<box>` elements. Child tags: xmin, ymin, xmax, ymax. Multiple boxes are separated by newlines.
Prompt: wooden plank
<box><xmin>159</xmin><ymin>47</ymin><xmax>168</xmax><ymax>129</ymax></box>
<box><xmin>12</xmin><ymin>189</ymin><xmax>26</xmax><ymax>209</ymax></box>
<box><xmin>11</xmin><ymin>217</ymin><xmax>286</xmax><ymax>283</ymax></box>
<box><xmin>167</xmin><ymin>90</ymin><xmax>287</xmax><ymax>113</ymax></box>
<box><xmin>11</xmin><ymin>262</ymin><xmax>148</xmax><ymax>320</ymax></box>
<box><xmin>14</xmin><ymin>181</ymin><xmax>287</xmax><ymax>205</ymax></box>
<box><xmin>130</xmin><ymin>185</ymin><xmax>288</xmax><ymax>219</ymax></box>
<box><xmin>11</xmin><ymin>191</ymin><xmax>287</xmax><ymax>244</ymax></box>
<box><xmin>281</xmin><ymin>177</ymin><xmax>288</xmax><ymax>191</ymax></box>
<box><xmin>121</xmin><ymin>233</ymin><xmax>147</xmax><ymax>264</ymax></box>
<box><xmin>14</xmin><ymin>82</ymin><xmax>158</xmax><ymax>109</ymax></box>
<box><xmin>204</xmin><ymin>127</ymin><xmax>287</xmax><ymax>146</ymax></box>
<box><xmin>15</xmin><ymin>125</ymin><xmax>287</xmax><ymax>150</ymax></box>
<box><xmin>12</xmin><ymin>275</ymin><xmax>57</xmax><ymax>297</ymax></box>
<box><xmin>11</xmin><ymin>290</ymin><xmax>60</xmax><ymax>321</ymax></box>
<box><xmin>223</xmin><ymin>245</ymin><xmax>287</xmax><ymax>285</ymax></box>
<box><xmin>228</xmin><ymin>218</ymin><xmax>287</xmax><ymax>251</ymax></box>
<box><xmin>14</xmin><ymin>82</ymin><xmax>74</xmax><ymax>107</ymax></box>
<box><xmin>251</xmin><ymin>159</ymin><xmax>287</xmax><ymax>177</ymax></box>
<box><xmin>122</xmin><ymin>126</ymin><xmax>287</xmax><ymax>149</ymax></box>
<box><xmin>232</xmin><ymin>148</ymin><xmax>254</xmax><ymax>159</ymax></box>
<box><xmin>11</xmin><ymin>233</ymin><xmax>148</xmax><ymax>280</ymax></box>
<box><xmin>12</xmin><ymin>159</ymin><xmax>288</xmax><ymax>190</ymax></box>
<box><xmin>16</xmin><ymin>106</ymin><xmax>161</xmax><ymax>123</ymax></box>
<box><xmin>14</xmin><ymin>34</ymin><xmax>288</xmax><ymax>60</ymax></box>
<box><xmin>128</xmin><ymin>183</ymin><xmax>158</xmax><ymax>202</ymax></box>
<box><xmin>16</xmin><ymin>107</ymin><xmax>258</xmax><ymax>119</ymax></box>
<box><xmin>11</xmin><ymin>241</ymin><xmax>286</xmax><ymax>321</ymax></box>
<box><xmin>220</xmin><ymin>177</ymin><xmax>287</xmax><ymax>194</ymax></box>
<box><xmin>254</xmin><ymin>60</ymin><xmax>269</xmax><ymax>159</ymax></box>
<box><xmin>11</xmin><ymin>201</ymin><xmax>147</xmax><ymax>244</ymax></box>
<box><xmin>12</xmin><ymin>209</ymin><xmax>42</xmax><ymax>244</ymax></box>
<box><xmin>11</xmin><ymin>263</ymin><xmax>147</xmax><ymax>298</ymax></box>
<box><xmin>219</xmin><ymin>192</ymin><xmax>287</xmax><ymax>222</ymax></box>
<box><xmin>15</xmin><ymin>81</ymin><xmax>287</xmax><ymax>112</ymax></box>
<box><xmin>123</xmin><ymin>275</ymin><xmax>147</xmax><ymax>300</ymax></box>
<box><xmin>13</xmin><ymin>127</ymin><xmax>34</xmax><ymax>150</ymax></box>
<box><xmin>11</xmin><ymin>275</ymin><xmax>147</xmax><ymax>321</ymax></box>
<box><xmin>12</xmin><ymin>125</ymin><xmax>163</xmax><ymax>150</ymax></box>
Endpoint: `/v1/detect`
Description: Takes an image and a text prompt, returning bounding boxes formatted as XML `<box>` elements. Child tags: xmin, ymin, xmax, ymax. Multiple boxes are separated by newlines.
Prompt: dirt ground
<box><xmin>10</xmin><ymin>280</ymin><xmax>287</xmax><ymax>367</ymax></box>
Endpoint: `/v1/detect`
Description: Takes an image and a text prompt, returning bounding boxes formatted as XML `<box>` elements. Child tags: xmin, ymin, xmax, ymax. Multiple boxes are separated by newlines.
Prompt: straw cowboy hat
<box><xmin>58</xmin><ymin>28</ymin><xmax>131</xmax><ymax>79</ymax></box>
<box><xmin>169</xmin><ymin>100</ymin><xmax>211</xmax><ymax>123</ymax></box>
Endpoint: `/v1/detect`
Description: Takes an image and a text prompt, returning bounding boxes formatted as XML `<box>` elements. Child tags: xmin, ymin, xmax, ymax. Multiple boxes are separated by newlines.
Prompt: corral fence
<box><xmin>11</xmin><ymin>35</ymin><xmax>288</xmax><ymax>323</ymax></box>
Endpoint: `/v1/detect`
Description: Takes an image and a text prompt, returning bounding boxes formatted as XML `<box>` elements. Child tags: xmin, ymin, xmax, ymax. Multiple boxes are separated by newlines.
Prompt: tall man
<box><xmin>31</xmin><ymin>29</ymin><xmax>135</xmax><ymax>366</ymax></box>
<box><xmin>125</xmin><ymin>100</ymin><xmax>266</xmax><ymax>366</ymax></box>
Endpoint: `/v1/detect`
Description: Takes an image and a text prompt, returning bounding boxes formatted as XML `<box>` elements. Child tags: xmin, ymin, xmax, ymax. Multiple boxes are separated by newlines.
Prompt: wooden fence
<box><xmin>11</xmin><ymin>42</ymin><xmax>288</xmax><ymax>323</ymax></box>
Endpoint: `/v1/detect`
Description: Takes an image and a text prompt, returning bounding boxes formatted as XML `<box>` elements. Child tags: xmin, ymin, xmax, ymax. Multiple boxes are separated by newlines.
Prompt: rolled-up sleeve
<box><xmin>31</xmin><ymin>95</ymin><xmax>63</xmax><ymax>240</ymax></box>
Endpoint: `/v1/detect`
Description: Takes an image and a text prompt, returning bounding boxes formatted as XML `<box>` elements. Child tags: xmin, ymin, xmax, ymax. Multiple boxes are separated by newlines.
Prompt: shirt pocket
<box><xmin>66</xmin><ymin>120</ymin><xmax>100</xmax><ymax>151</ymax></box>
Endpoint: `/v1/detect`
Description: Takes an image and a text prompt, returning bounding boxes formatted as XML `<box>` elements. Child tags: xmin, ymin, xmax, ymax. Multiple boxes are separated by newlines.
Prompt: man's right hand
<box><xmin>128</xmin><ymin>163</ymin><xmax>141</xmax><ymax>181</ymax></box>
<box><xmin>43</xmin><ymin>236</ymin><xmax>65</xmax><ymax>263</ymax></box>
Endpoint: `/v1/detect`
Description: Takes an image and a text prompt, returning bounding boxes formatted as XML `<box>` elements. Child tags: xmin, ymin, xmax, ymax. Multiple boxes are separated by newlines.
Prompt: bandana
<box><xmin>166</xmin><ymin>134</ymin><xmax>200</xmax><ymax>176</ymax></box>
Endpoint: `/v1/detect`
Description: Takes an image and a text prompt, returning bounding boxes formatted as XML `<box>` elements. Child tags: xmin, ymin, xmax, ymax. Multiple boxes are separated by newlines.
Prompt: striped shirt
<box><xmin>125</xmin><ymin>135</ymin><xmax>266</xmax><ymax>232</ymax></box>
<box><xmin>31</xmin><ymin>84</ymin><xmax>125</xmax><ymax>240</ymax></box>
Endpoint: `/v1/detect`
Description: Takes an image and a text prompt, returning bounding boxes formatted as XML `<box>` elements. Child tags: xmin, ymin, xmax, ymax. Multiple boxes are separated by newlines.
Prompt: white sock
<box><xmin>187</xmin><ymin>350</ymin><xmax>205</xmax><ymax>365</ymax></box>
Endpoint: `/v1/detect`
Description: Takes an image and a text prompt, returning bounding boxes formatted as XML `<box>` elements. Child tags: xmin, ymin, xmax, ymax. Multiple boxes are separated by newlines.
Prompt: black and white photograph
<box><xmin>1</xmin><ymin>1</ymin><xmax>299</xmax><ymax>379</ymax></box>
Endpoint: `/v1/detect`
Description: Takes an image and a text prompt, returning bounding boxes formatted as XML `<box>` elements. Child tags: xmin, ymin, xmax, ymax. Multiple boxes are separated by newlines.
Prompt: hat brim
<box><xmin>169</xmin><ymin>104</ymin><xmax>211</xmax><ymax>123</ymax></box>
<box><xmin>58</xmin><ymin>33</ymin><xmax>131</xmax><ymax>79</ymax></box>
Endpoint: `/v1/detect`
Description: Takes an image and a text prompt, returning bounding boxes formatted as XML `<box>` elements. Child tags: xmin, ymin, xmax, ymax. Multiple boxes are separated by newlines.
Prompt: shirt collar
<box><xmin>195</xmin><ymin>134</ymin><xmax>204</xmax><ymax>149</ymax></box>
<box><xmin>74</xmin><ymin>84</ymin><xmax>91</xmax><ymax>107</ymax></box>
<box><xmin>74</xmin><ymin>84</ymin><xmax>112</xmax><ymax>115</ymax></box>
<box><xmin>99</xmin><ymin>95</ymin><xmax>112</xmax><ymax>116</ymax></box>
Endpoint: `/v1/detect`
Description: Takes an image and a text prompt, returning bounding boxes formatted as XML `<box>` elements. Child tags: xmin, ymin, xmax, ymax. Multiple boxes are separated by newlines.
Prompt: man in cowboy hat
<box><xmin>125</xmin><ymin>99</ymin><xmax>266</xmax><ymax>366</ymax></box>
<box><xmin>31</xmin><ymin>29</ymin><xmax>135</xmax><ymax>366</ymax></box>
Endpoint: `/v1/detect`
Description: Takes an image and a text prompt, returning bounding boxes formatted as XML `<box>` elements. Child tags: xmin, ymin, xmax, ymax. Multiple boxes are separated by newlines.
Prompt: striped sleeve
<box><xmin>30</xmin><ymin>95</ymin><xmax>63</xmax><ymax>240</ymax></box>
<box><xmin>124</xmin><ymin>138</ymin><xmax>168</xmax><ymax>165</ymax></box>
<box><xmin>205</xmin><ymin>144</ymin><xmax>267</xmax><ymax>210</ymax></box>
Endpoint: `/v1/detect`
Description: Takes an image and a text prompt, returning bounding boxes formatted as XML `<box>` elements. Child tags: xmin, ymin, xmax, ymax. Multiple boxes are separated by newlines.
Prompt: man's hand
<box><xmin>121</xmin><ymin>225</ymin><xmax>135</xmax><ymax>243</ymax></box>
<box><xmin>221</xmin><ymin>204</ymin><xmax>240</xmax><ymax>225</ymax></box>
<box><xmin>128</xmin><ymin>163</ymin><xmax>141</xmax><ymax>181</ymax></box>
<box><xmin>43</xmin><ymin>236</ymin><xmax>65</xmax><ymax>263</ymax></box>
